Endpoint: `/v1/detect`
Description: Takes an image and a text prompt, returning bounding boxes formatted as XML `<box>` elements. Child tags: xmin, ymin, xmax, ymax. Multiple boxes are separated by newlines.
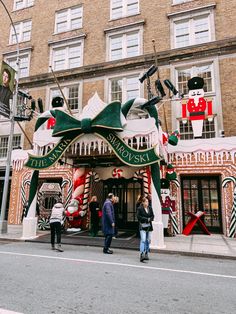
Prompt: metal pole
<box><xmin>0</xmin><ymin>1</ymin><xmax>20</xmax><ymax>233</ymax></box>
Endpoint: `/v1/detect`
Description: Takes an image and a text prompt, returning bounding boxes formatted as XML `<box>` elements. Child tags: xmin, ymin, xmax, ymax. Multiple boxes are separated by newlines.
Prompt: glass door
<box><xmin>103</xmin><ymin>178</ymin><xmax>142</xmax><ymax>229</ymax></box>
<box><xmin>181</xmin><ymin>176</ymin><xmax>222</xmax><ymax>232</ymax></box>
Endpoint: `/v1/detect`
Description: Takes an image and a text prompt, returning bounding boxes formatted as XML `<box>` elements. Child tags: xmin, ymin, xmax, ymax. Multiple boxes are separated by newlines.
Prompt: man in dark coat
<box><xmin>102</xmin><ymin>193</ymin><xmax>115</xmax><ymax>254</ymax></box>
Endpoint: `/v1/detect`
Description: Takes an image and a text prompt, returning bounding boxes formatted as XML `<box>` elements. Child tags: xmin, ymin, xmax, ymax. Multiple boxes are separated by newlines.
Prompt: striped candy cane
<box><xmin>169</xmin><ymin>179</ymin><xmax>180</xmax><ymax>235</ymax></box>
<box><xmin>134</xmin><ymin>169</ymin><xmax>149</xmax><ymax>196</ymax></box>
<box><xmin>222</xmin><ymin>176</ymin><xmax>236</xmax><ymax>237</ymax></box>
<box><xmin>61</xmin><ymin>178</ymin><xmax>73</xmax><ymax>209</ymax></box>
<box><xmin>82</xmin><ymin>171</ymin><xmax>100</xmax><ymax>211</ymax></box>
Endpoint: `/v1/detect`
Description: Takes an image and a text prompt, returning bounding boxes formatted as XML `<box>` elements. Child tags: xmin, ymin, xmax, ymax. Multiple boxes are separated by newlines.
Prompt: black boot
<box><xmin>144</xmin><ymin>252</ymin><xmax>149</xmax><ymax>260</ymax></box>
<box><xmin>140</xmin><ymin>253</ymin><xmax>145</xmax><ymax>262</ymax></box>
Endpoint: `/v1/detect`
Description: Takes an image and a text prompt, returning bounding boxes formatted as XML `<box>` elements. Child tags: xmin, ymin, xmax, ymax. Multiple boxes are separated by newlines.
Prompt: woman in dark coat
<box><xmin>89</xmin><ymin>196</ymin><xmax>100</xmax><ymax>237</ymax></box>
<box><xmin>137</xmin><ymin>197</ymin><xmax>154</xmax><ymax>262</ymax></box>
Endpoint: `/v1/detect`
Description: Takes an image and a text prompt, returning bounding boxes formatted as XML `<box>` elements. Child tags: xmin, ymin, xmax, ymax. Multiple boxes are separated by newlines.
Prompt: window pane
<box><xmin>127</xmin><ymin>0</ymin><xmax>139</xmax><ymax>15</ymax></box>
<box><xmin>111</xmin><ymin>0</ymin><xmax>123</xmax><ymax>19</ymax></box>
<box><xmin>15</xmin><ymin>0</ymin><xmax>24</xmax><ymax>10</ymax></box>
<box><xmin>11</xmin><ymin>24</ymin><xmax>20</xmax><ymax>44</ymax></box>
<box><xmin>6</xmin><ymin>54</ymin><xmax>29</xmax><ymax>78</ymax></box>
<box><xmin>22</xmin><ymin>21</ymin><xmax>32</xmax><ymax>41</ymax></box>
<box><xmin>196</xmin><ymin>65</ymin><xmax>212</xmax><ymax>92</ymax></box>
<box><xmin>126</xmin><ymin>76</ymin><xmax>139</xmax><ymax>99</ymax></box>
<box><xmin>178</xmin><ymin>69</ymin><xmax>191</xmax><ymax>95</ymax></box>
<box><xmin>68</xmin><ymin>85</ymin><xmax>79</xmax><ymax>110</ymax></box>
<box><xmin>111</xmin><ymin>79</ymin><xmax>122</xmax><ymax>102</ymax></box>
<box><xmin>56</xmin><ymin>10</ymin><xmax>67</xmax><ymax>33</ymax></box>
<box><xmin>110</xmin><ymin>36</ymin><xmax>122</xmax><ymax>60</ymax></box>
<box><xmin>71</xmin><ymin>7</ymin><xmax>82</xmax><ymax>29</ymax></box>
<box><xmin>175</xmin><ymin>20</ymin><xmax>189</xmax><ymax>48</ymax></box>
<box><xmin>0</xmin><ymin>137</ymin><xmax>8</xmax><ymax>159</ymax></box>
<box><xmin>53</xmin><ymin>48</ymin><xmax>66</xmax><ymax>70</ymax></box>
<box><xmin>194</xmin><ymin>17</ymin><xmax>209</xmax><ymax>44</ymax></box>
<box><xmin>126</xmin><ymin>32</ymin><xmax>139</xmax><ymax>57</ymax></box>
<box><xmin>68</xmin><ymin>45</ymin><xmax>81</xmax><ymax>68</ymax></box>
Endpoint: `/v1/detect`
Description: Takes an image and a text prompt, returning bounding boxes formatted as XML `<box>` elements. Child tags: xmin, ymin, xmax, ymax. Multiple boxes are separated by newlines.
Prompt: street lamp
<box><xmin>0</xmin><ymin>0</ymin><xmax>20</xmax><ymax>233</ymax></box>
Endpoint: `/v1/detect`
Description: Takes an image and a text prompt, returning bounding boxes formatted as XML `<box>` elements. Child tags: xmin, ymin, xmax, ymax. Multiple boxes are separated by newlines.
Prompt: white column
<box><xmin>150</xmin><ymin>179</ymin><xmax>166</xmax><ymax>249</ymax></box>
<box><xmin>21</xmin><ymin>194</ymin><xmax>38</xmax><ymax>239</ymax></box>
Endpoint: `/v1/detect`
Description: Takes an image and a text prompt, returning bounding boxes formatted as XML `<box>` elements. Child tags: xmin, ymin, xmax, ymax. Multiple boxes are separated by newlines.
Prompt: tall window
<box><xmin>109</xmin><ymin>31</ymin><xmax>140</xmax><ymax>60</ymax></box>
<box><xmin>10</xmin><ymin>20</ymin><xmax>32</xmax><ymax>44</ymax></box>
<box><xmin>171</xmin><ymin>8</ymin><xmax>214</xmax><ymax>49</ymax></box>
<box><xmin>174</xmin><ymin>15</ymin><xmax>210</xmax><ymax>48</ymax></box>
<box><xmin>0</xmin><ymin>135</ymin><xmax>21</xmax><ymax>159</ymax></box>
<box><xmin>51</xmin><ymin>41</ymin><xmax>83</xmax><ymax>71</ymax></box>
<box><xmin>109</xmin><ymin>75</ymin><xmax>140</xmax><ymax>102</ymax></box>
<box><xmin>174</xmin><ymin>62</ymin><xmax>217</xmax><ymax>139</ymax></box>
<box><xmin>55</xmin><ymin>6</ymin><xmax>83</xmax><ymax>33</ymax></box>
<box><xmin>6</xmin><ymin>52</ymin><xmax>30</xmax><ymax>78</ymax></box>
<box><xmin>50</xmin><ymin>85</ymin><xmax>81</xmax><ymax>112</ymax></box>
<box><xmin>14</xmin><ymin>0</ymin><xmax>34</xmax><ymax>10</ymax></box>
<box><xmin>111</xmin><ymin>0</ymin><xmax>139</xmax><ymax>20</ymax></box>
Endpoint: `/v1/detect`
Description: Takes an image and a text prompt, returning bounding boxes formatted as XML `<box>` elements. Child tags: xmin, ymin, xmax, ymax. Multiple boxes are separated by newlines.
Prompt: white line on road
<box><xmin>0</xmin><ymin>250</ymin><xmax>235</xmax><ymax>280</ymax></box>
<box><xmin>0</xmin><ymin>309</ymin><xmax>23</xmax><ymax>314</ymax></box>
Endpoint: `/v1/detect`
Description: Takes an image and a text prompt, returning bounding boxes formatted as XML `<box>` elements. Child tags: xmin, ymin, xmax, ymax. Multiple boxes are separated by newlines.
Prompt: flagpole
<box><xmin>0</xmin><ymin>0</ymin><xmax>20</xmax><ymax>233</ymax></box>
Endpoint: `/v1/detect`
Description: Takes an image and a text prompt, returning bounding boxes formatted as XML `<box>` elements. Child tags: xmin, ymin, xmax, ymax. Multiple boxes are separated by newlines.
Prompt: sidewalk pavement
<box><xmin>0</xmin><ymin>225</ymin><xmax>236</xmax><ymax>260</ymax></box>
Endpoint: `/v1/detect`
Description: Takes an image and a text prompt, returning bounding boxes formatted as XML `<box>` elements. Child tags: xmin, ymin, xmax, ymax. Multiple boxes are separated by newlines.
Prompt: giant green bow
<box><xmin>51</xmin><ymin>101</ymin><xmax>123</xmax><ymax>137</ymax></box>
<box><xmin>25</xmin><ymin>100</ymin><xmax>160</xmax><ymax>170</ymax></box>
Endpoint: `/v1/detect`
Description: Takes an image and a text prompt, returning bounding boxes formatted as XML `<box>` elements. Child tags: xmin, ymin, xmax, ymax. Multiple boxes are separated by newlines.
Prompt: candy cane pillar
<box><xmin>150</xmin><ymin>163</ymin><xmax>165</xmax><ymax>249</ymax></box>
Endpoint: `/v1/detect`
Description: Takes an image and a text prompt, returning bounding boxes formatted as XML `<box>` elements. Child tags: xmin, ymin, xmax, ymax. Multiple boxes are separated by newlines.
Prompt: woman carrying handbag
<box><xmin>137</xmin><ymin>196</ymin><xmax>154</xmax><ymax>262</ymax></box>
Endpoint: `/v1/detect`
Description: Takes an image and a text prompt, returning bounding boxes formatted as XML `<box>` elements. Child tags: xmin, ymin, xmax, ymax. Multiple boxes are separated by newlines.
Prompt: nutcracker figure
<box><xmin>182</xmin><ymin>77</ymin><xmax>213</xmax><ymax>137</ymax></box>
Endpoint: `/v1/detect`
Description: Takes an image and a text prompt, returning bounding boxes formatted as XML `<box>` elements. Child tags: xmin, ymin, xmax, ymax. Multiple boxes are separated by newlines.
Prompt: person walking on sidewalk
<box><xmin>102</xmin><ymin>193</ymin><xmax>115</xmax><ymax>254</ymax></box>
<box><xmin>49</xmin><ymin>202</ymin><xmax>65</xmax><ymax>252</ymax></box>
<box><xmin>137</xmin><ymin>197</ymin><xmax>154</xmax><ymax>262</ymax></box>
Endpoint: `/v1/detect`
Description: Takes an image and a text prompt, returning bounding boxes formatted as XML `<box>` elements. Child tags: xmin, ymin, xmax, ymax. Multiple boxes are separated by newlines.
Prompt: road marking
<box><xmin>0</xmin><ymin>309</ymin><xmax>23</xmax><ymax>314</ymax></box>
<box><xmin>0</xmin><ymin>250</ymin><xmax>236</xmax><ymax>279</ymax></box>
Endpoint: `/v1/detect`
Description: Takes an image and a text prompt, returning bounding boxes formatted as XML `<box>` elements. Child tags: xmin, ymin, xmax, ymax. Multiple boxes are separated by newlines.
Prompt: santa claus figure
<box><xmin>182</xmin><ymin>77</ymin><xmax>213</xmax><ymax>137</ymax></box>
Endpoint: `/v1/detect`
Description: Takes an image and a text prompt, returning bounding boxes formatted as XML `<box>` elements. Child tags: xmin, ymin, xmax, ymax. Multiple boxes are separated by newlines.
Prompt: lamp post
<box><xmin>0</xmin><ymin>0</ymin><xmax>20</xmax><ymax>233</ymax></box>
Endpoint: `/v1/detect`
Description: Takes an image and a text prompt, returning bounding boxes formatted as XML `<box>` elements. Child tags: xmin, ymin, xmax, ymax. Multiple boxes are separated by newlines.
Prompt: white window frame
<box><xmin>4</xmin><ymin>49</ymin><xmax>31</xmax><ymax>78</ymax></box>
<box><xmin>47</xmin><ymin>82</ymin><xmax>83</xmax><ymax>114</ymax></box>
<box><xmin>54</xmin><ymin>5</ymin><xmax>83</xmax><ymax>34</ymax></box>
<box><xmin>0</xmin><ymin>134</ymin><xmax>22</xmax><ymax>160</ymax></box>
<box><xmin>169</xmin><ymin>6</ymin><xmax>215</xmax><ymax>49</ymax></box>
<box><xmin>13</xmin><ymin>0</ymin><xmax>34</xmax><ymax>11</ymax></box>
<box><xmin>106</xmin><ymin>24</ymin><xmax>143</xmax><ymax>61</ymax></box>
<box><xmin>9</xmin><ymin>20</ymin><xmax>32</xmax><ymax>44</ymax></box>
<box><xmin>170</xmin><ymin>58</ymin><xmax>223</xmax><ymax>138</ymax></box>
<box><xmin>172</xmin><ymin>0</ymin><xmax>192</xmax><ymax>5</ymax></box>
<box><xmin>49</xmin><ymin>37</ymin><xmax>84</xmax><ymax>72</ymax></box>
<box><xmin>106</xmin><ymin>72</ymin><xmax>142</xmax><ymax>103</ymax></box>
<box><xmin>110</xmin><ymin>0</ymin><xmax>140</xmax><ymax>20</ymax></box>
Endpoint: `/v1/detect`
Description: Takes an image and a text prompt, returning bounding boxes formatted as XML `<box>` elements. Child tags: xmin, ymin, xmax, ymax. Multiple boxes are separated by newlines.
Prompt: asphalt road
<box><xmin>0</xmin><ymin>241</ymin><xmax>235</xmax><ymax>314</ymax></box>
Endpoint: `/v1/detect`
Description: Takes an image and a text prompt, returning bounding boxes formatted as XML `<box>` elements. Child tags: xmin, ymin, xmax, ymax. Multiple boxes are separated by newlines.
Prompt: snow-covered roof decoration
<box><xmin>168</xmin><ymin>137</ymin><xmax>236</xmax><ymax>164</ymax></box>
<box><xmin>32</xmin><ymin>93</ymin><xmax>159</xmax><ymax>156</ymax></box>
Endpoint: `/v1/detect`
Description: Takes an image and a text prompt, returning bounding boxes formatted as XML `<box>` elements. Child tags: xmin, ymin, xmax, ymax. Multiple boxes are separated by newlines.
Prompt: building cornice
<box><xmin>48</xmin><ymin>34</ymin><xmax>87</xmax><ymax>46</ymax></box>
<box><xmin>104</xmin><ymin>20</ymin><xmax>145</xmax><ymax>33</ymax></box>
<box><xmin>167</xmin><ymin>3</ymin><xmax>216</xmax><ymax>18</ymax></box>
<box><xmin>18</xmin><ymin>37</ymin><xmax>236</xmax><ymax>89</ymax></box>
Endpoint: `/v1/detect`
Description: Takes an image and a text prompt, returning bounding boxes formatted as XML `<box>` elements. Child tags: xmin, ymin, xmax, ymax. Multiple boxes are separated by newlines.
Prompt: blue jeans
<box><xmin>140</xmin><ymin>230</ymin><xmax>151</xmax><ymax>253</ymax></box>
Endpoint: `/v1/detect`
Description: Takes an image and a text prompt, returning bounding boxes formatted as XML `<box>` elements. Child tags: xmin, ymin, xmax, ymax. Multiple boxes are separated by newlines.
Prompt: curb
<box><xmin>2</xmin><ymin>236</ymin><xmax>236</xmax><ymax>261</ymax></box>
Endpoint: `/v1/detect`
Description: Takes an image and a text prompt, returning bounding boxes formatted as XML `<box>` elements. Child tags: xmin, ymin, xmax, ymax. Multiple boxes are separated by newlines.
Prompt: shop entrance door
<box><xmin>103</xmin><ymin>178</ymin><xmax>142</xmax><ymax>229</ymax></box>
<box><xmin>181</xmin><ymin>176</ymin><xmax>222</xmax><ymax>233</ymax></box>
